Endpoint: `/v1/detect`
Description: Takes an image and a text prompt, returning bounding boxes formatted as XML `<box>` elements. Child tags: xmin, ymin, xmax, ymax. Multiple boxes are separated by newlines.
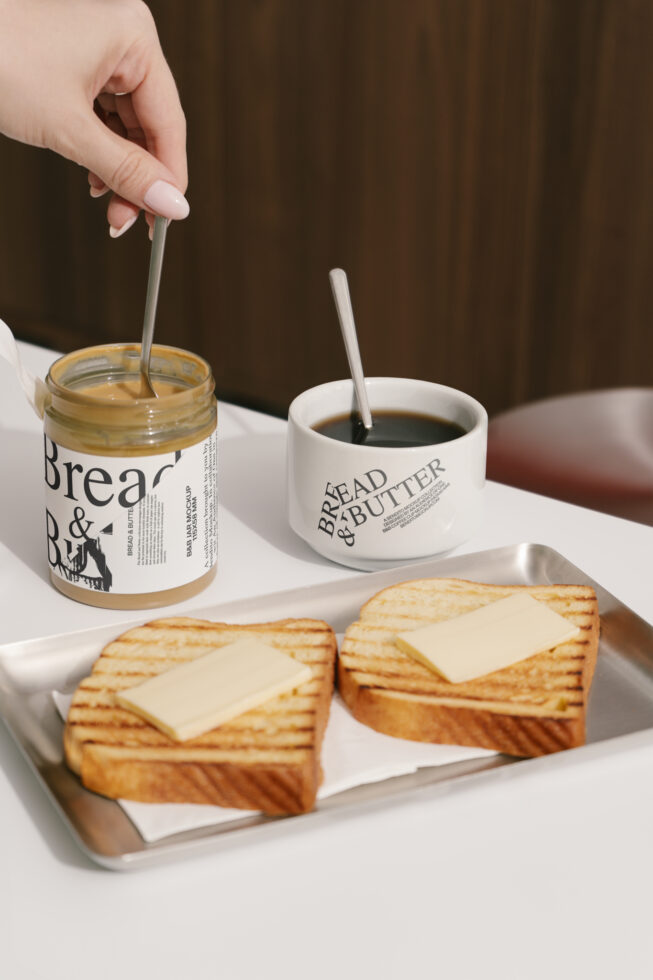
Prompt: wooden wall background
<box><xmin>1</xmin><ymin>0</ymin><xmax>652</xmax><ymax>418</ymax></box>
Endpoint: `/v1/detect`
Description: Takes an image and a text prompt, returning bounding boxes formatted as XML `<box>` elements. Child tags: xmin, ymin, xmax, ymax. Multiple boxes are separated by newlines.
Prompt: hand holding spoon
<box><xmin>329</xmin><ymin>268</ymin><xmax>373</xmax><ymax>437</ymax></box>
<box><xmin>139</xmin><ymin>215</ymin><xmax>168</xmax><ymax>398</ymax></box>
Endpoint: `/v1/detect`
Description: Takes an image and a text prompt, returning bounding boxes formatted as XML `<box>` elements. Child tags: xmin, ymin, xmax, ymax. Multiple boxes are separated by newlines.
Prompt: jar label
<box><xmin>44</xmin><ymin>430</ymin><xmax>218</xmax><ymax>595</ymax></box>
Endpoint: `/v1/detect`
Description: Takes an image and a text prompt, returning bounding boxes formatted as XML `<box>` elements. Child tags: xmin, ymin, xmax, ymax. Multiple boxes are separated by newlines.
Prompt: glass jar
<box><xmin>43</xmin><ymin>343</ymin><xmax>217</xmax><ymax>609</ymax></box>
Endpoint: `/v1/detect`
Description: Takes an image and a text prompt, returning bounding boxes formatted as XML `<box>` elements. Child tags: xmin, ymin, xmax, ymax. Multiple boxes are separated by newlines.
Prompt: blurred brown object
<box><xmin>1</xmin><ymin>1</ymin><xmax>653</xmax><ymax>419</ymax></box>
<box><xmin>487</xmin><ymin>388</ymin><xmax>653</xmax><ymax>526</ymax></box>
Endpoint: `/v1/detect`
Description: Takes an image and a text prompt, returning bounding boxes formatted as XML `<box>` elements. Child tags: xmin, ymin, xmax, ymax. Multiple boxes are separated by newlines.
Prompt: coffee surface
<box><xmin>313</xmin><ymin>410</ymin><xmax>467</xmax><ymax>447</ymax></box>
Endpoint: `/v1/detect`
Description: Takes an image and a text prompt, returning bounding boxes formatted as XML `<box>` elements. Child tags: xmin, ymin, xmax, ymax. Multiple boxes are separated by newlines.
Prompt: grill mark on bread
<box><xmin>146</xmin><ymin>619</ymin><xmax>329</xmax><ymax>631</ymax></box>
<box><xmin>69</xmin><ymin>724</ymin><xmax>315</xmax><ymax>752</ymax></box>
<box><xmin>354</xmin><ymin>684</ymin><xmax>584</xmax><ymax>717</ymax></box>
<box><xmin>351</xmin><ymin>672</ymin><xmax>584</xmax><ymax>696</ymax></box>
<box><xmin>106</xmin><ymin>636</ymin><xmax>335</xmax><ymax>651</ymax></box>
<box><xmin>71</xmin><ymin>690</ymin><xmax>323</xmax><ymax>724</ymax></box>
<box><xmin>80</xmin><ymin>743</ymin><xmax>314</xmax><ymax>765</ymax></box>
<box><xmin>340</xmin><ymin>655</ymin><xmax>587</xmax><ymax>705</ymax></box>
<box><xmin>69</xmin><ymin>702</ymin><xmax>319</xmax><ymax>723</ymax></box>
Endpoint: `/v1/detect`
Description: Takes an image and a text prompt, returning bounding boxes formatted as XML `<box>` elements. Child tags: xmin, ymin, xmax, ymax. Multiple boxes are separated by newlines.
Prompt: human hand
<box><xmin>0</xmin><ymin>0</ymin><xmax>188</xmax><ymax>237</ymax></box>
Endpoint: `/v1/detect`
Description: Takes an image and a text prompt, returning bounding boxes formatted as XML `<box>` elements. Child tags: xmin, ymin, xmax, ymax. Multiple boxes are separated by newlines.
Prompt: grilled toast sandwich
<box><xmin>338</xmin><ymin>578</ymin><xmax>600</xmax><ymax>756</ymax></box>
<box><xmin>64</xmin><ymin>617</ymin><xmax>337</xmax><ymax>815</ymax></box>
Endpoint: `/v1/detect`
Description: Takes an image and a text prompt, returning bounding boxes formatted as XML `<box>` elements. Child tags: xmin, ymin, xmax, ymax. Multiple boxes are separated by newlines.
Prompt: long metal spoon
<box><xmin>329</xmin><ymin>268</ymin><xmax>373</xmax><ymax>434</ymax></box>
<box><xmin>139</xmin><ymin>215</ymin><xmax>168</xmax><ymax>397</ymax></box>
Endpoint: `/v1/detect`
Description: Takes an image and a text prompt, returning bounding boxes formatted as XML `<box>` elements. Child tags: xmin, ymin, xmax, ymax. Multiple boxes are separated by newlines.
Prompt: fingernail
<box><xmin>109</xmin><ymin>215</ymin><xmax>138</xmax><ymax>239</ymax></box>
<box><xmin>89</xmin><ymin>185</ymin><xmax>109</xmax><ymax>199</ymax></box>
<box><xmin>143</xmin><ymin>180</ymin><xmax>190</xmax><ymax>220</ymax></box>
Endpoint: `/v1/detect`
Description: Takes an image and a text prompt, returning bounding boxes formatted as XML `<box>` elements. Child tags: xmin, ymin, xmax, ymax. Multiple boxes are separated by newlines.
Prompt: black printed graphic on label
<box><xmin>317</xmin><ymin>460</ymin><xmax>450</xmax><ymax>547</ymax></box>
<box><xmin>46</xmin><ymin>506</ymin><xmax>114</xmax><ymax>591</ymax></box>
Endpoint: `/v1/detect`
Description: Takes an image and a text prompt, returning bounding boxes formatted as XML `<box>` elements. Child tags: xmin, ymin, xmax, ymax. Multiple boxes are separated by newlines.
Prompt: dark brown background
<box><xmin>1</xmin><ymin>0</ymin><xmax>652</xmax><ymax>418</ymax></box>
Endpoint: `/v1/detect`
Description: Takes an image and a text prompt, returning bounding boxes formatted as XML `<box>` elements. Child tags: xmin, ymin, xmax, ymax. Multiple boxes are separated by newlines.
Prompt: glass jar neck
<box><xmin>44</xmin><ymin>343</ymin><xmax>216</xmax><ymax>454</ymax></box>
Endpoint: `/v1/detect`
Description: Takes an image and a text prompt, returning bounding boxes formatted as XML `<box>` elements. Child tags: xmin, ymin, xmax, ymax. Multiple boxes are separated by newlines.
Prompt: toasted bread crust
<box><xmin>64</xmin><ymin>617</ymin><xmax>336</xmax><ymax>815</ymax></box>
<box><xmin>338</xmin><ymin>578</ymin><xmax>600</xmax><ymax>757</ymax></box>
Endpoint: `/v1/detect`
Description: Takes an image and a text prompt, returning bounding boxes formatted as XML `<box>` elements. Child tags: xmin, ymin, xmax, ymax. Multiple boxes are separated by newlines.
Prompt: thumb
<box><xmin>73</xmin><ymin>114</ymin><xmax>189</xmax><ymax>220</ymax></box>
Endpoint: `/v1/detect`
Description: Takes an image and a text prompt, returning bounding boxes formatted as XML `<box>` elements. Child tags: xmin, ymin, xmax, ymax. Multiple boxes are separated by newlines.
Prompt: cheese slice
<box><xmin>115</xmin><ymin>637</ymin><xmax>313</xmax><ymax>741</ymax></box>
<box><xmin>394</xmin><ymin>593</ymin><xmax>581</xmax><ymax>684</ymax></box>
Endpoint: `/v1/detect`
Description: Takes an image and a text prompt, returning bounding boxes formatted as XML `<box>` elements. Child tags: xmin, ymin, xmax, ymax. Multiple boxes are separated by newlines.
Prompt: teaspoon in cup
<box><xmin>329</xmin><ymin>268</ymin><xmax>373</xmax><ymax>436</ymax></box>
<box><xmin>139</xmin><ymin>215</ymin><xmax>168</xmax><ymax>398</ymax></box>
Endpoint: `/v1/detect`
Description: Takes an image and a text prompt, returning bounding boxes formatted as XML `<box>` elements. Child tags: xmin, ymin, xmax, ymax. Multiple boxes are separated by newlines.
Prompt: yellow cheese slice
<box><xmin>115</xmin><ymin>637</ymin><xmax>313</xmax><ymax>741</ymax></box>
<box><xmin>394</xmin><ymin>592</ymin><xmax>581</xmax><ymax>684</ymax></box>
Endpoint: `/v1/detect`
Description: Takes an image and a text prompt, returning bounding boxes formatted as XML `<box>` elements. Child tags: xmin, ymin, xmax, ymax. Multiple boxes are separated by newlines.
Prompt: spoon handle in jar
<box><xmin>140</xmin><ymin>216</ymin><xmax>168</xmax><ymax>385</ymax></box>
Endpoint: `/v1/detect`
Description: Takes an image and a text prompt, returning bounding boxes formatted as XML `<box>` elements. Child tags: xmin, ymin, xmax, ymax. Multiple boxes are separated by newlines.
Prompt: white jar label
<box><xmin>44</xmin><ymin>430</ymin><xmax>218</xmax><ymax>595</ymax></box>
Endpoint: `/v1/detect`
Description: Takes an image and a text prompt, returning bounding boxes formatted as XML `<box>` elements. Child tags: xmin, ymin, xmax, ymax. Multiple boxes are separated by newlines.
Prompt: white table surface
<box><xmin>1</xmin><ymin>342</ymin><xmax>652</xmax><ymax>980</ymax></box>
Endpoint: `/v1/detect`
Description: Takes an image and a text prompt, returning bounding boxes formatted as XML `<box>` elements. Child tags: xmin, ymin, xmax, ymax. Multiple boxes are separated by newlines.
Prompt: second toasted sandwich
<box><xmin>338</xmin><ymin>578</ymin><xmax>600</xmax><ymax>757</ymax></box>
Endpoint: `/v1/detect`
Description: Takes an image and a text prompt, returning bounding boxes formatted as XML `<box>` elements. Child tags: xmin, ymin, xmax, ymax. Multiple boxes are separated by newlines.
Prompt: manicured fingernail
<box><xmin>109</xmin><ymin>215</ymin><xmax>138</xmax><ymax>239</ymax></box>
<box><xmin>89</xmin><ymin>184</ymin><xmax>109</xmax><ymax>198</ymax></box>
<box><xmin>143</xmin><ymin>180</ymin><xmax>190</xmax><ymax>220</ymax></box>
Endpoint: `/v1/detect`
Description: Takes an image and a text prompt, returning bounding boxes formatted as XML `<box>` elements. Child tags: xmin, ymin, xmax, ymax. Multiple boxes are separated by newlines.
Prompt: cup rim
<box><xmin>288</xmin><ymin>377</ymin><xmax>487</xmax><ymax>453</ymax></box>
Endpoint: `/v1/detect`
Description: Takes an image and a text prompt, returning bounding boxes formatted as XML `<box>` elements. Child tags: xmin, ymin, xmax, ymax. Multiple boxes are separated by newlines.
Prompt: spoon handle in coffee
<box><xmin>329</xmin><ymin>268</ymin><xmax>373</xmax><ymax>430</ymax></box>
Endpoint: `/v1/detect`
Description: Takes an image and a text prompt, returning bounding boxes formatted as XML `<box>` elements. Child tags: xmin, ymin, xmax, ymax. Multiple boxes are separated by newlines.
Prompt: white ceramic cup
<box><xmin>287</xmin><ymin>377</ymin><xmax>488</xmax><ymax>570</ymax></box>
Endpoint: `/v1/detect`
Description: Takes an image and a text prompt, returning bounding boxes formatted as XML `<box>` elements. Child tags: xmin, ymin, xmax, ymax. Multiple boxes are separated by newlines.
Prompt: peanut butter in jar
<box><xmin>43</xmin><ymin>343</ymin><xmax>218</xmax><ymax>609</ymax></box>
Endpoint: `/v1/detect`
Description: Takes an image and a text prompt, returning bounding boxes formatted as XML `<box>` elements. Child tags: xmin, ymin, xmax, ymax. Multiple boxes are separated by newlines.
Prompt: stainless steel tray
<box><xmin>2</xmin><ymin>543</ymin><xmax>653</xmax><ymax>871</ymax></box>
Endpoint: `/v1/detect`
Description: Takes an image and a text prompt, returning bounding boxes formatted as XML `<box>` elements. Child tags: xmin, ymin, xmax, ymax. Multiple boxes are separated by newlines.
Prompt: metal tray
<box><xmin>1</xmin><ymin>542</ymin><xmax>653</xmax><ymax>871</ymax></box>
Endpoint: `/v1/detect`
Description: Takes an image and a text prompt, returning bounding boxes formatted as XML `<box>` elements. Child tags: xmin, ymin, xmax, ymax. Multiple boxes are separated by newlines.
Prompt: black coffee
<box><xmin>312</xmin><ymin>410</ymin><xmax>467</xmax><ymax>447</ymax></box>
